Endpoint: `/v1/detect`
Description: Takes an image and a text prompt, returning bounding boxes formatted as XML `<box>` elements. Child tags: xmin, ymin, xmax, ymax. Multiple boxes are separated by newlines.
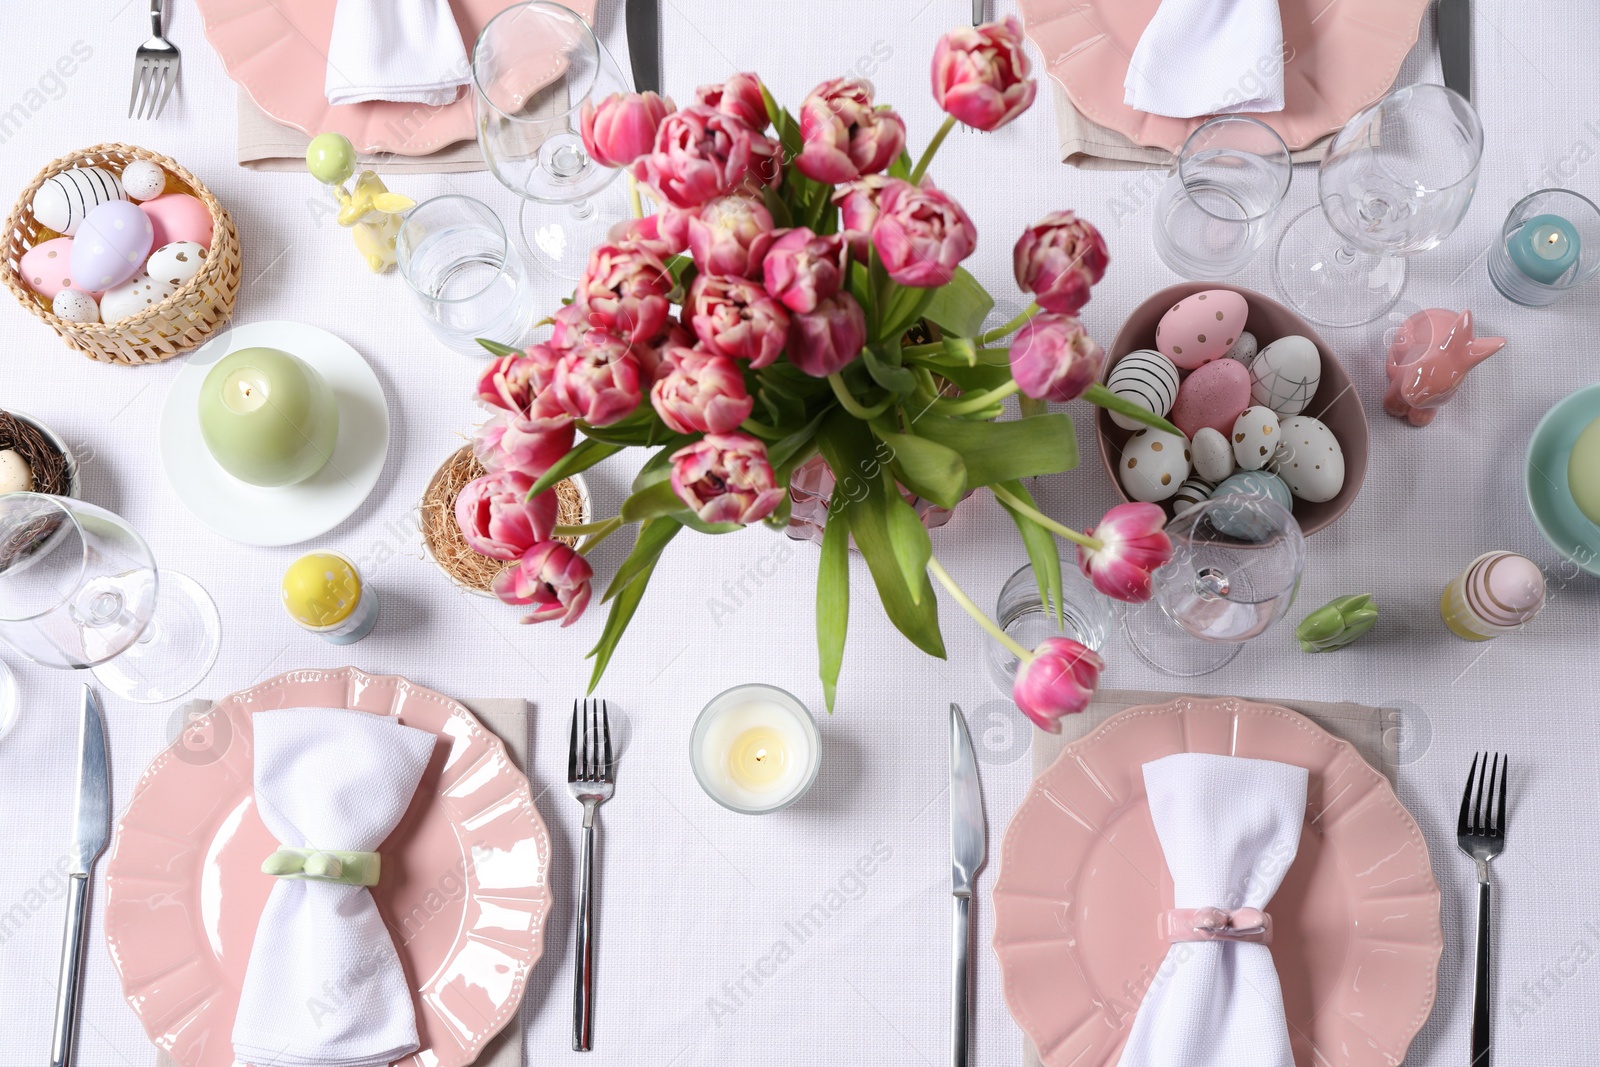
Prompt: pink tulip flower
<box><xmin>651</xmin><ymin>346</ymin><xmax>754</xmax><ymax>435</ymax></box>
<box><xmin>833</xmin><ymin>175</ymin><xmax>891</xmax><ymax>261</ymax></box>
<box><xmin>1077</xmin><ymin>502</ymin><xmax>1174</xmax><ymax>603</ymax></box>
<box><xmin>580</xmin><ymin>90</ymin><xmax>675</xmax><ymax>169</ymax></box>
<box><xmin>787</xmin><ymin>292</ymin><xmax>866</xmax><ymax>378</ymax></box>
<box><xmin>550</xmin><ymin>331</ymin><xmax>644</xmax><ymax>426</ymax></box>
<box><xmin>475</xmin><ymin>347</ymin><xmax>565</xmax><ymax>415</ymax></box>
<box><xmin>632</xmin><ymin>104</ymin><xmax>780</xmax><ymax>210</ymax></box>
<box><xmin>473</xmin><ymin>407</ymin><xmax>576</xmax><ymax>479</ymax></box>
<box><xmin>871</xmin><ymin>179</ymin><xmax>977</xmax><ymax>288</ymax></box>
<box><xmin>1013</xmin><ymin>211</ymin><xmax>1110</xmax><ymax>316</ymax></box>
<box><xmin>576</xmin><ymin>242</ymin><xmax>674</xmax><ymax>346</ymax></box>
<box><xmin>685</xmin><ymin>273</ymin><xmax>791</xmax><ymax>368</ymax></box>
<box><xmin>608</xmin><ymin>209</ymin><xmax>690</xmax><ymax>258</ymax></box>
<box><xmin>493</xmin><ymin>541</ymin><xmax>594</xmax><ymax>627</ymax></box>
<box><xmin>761</xmin><ymin>227</ymin><xmax>844</xmax><ymax>314</ymax></box>
<box><xmin>931</xmin><ymin>16</ymin><xmax>1038</xmax><ymax>132</ymax></box>
<box><xmin>1012</xmin><ymin>637</ymin><xmax>1104</xmax><ymax>732</ymax></box>
<box><xmin>795</xmin><ymin>78</ymin><xmax>907</xmax><ymax>184</ymax></box>
<box><xmin>454</xmin><ymin>469</ymin><xmax>557</xmax><ymax>561</ymax></box>
<box><xmin>669</xmin><ymin>432</ymin><xmax>785</xmax><ymax>525</ymax></box>
<box><xmin>695</xmin><ymin>72</ymin><xmax>769</xmax><ymax>130</ymax></box>
<box><xmin>687</xmin><ymin>195</ymin><xmax>777</xmax><ymax>278</ymax></box>
<box><xmin>548</xmin><ymin>302</ymin><xmax>595</xmax><ymax>349</ymax></box>
<box><xmin>1008</xmin><ymin>313</ymin><xmax>1103</xmax><ymax>402</ymax></box>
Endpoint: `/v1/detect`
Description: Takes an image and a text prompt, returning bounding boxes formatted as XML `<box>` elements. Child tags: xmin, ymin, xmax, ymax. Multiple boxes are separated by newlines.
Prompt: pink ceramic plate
<box><xmin>994</xmin><ymin>697</ymin><xmax>1441</xmax><ymax>1067</ymax></box>
<box><xmin>104</xmin><ymin>668</ymin><xmax>552</xmax><ymax>1067</ymax></box>
<box><xmin>193</xmin><ymin>0</ymin><xmax>596</xmax><ymax>155</ymax></box>
<box><xmin>1017</xmin><ymin>0</ymin><xmax>1430</xmax><ymax>153</ymax></box>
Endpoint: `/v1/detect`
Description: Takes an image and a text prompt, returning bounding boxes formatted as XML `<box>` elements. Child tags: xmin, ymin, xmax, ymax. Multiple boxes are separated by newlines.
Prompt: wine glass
<box><xmin>473</xmin><ymin>1</ymin><xmax>630</xmax><ymax>280</ymax></box>
<box><xmin>1276</xmin><ymin>84</ymin><xmax>1484</xmax><ymax>327</ymax></box>
<box><xmin>1122</xmin><ymin>494</ymin><xmax>1305</xmax><ymax>676</ymax></box>
<box><xmin>0</xmin><ymin>493</ymin><xmax>221</xmax><ymax>704</ymax></box>
<box><xmin>1154</xmin><ymin>116</ymin><xmax>1292</xmax><ymax>279</ymax></box>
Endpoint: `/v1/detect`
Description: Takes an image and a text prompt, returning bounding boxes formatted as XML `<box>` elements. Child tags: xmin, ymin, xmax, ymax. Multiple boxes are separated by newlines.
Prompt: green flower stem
<box><xmin>989</xmin><ymin>484</ymin><xmax>1103</xmax><ymax>553</ymax></box>
<box><xmin>574</xmin><ymin>516</ymin><xmax>625</xmax><ymax>556</ymax></box>
<box><xmin>739</xmin><ymin>418</ymin><xmax>785</xmax><ymax>440</ymax></box>
<box><xmin>909</xmin><ymin>114</ymin><xmax>958</xmax><ymax>186</ymax></box>
<box><xmin>927</xmin><ymin>556</ymin><xmax>1032</xmax><ymax>663</ymax></box>
<box><xmin>977</xmin><ymin>302</ymin><xmax>1041</xmax><ymax>345</ymax></box>
<box><xmin>827</xmin><ymin>373</ymin><xmax>896</xmax><ymax>419</ymax></box>
<box><xmin>931</xmin><ymin>379</ymin><xmax>1020</xmax><ymax>415</ymax></box>
<box><xmin>554</xmin><ymin>519</ymin><xmax>622</xmax><ymax>536</ymax></box>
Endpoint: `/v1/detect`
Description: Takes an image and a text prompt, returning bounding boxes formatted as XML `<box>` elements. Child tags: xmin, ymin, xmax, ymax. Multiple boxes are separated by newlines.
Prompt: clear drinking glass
<box><xmin>473</xmin><ymin>1</ymin><xmax>629</xmax><ymax>280</ymax></box>
<box><xmin>1276</xmin><ymin>83</ymin><xmax>1484</xmax><ymax>327</ymax></box>
<box><xmin>396</xmin><ymin>194</ymin><xmax>536</xmax><ymax>355</ymax></box>
<box><xmin>1154</xmin><ymin>116</ymin><xmax>1292</xmax><ymax>279</ymax></box>
<box><xmin>1123</xmin><ymin>494</ymin><xmax>1305</xmax><ymax>676</ymax></box>
<box><xmin>1488</xmin><ymin>189</ymin><xmax>1600</xmax><ymax>307</ymax></box>
<box><xmin>986</xmin><ymin>562</ymin><xmax>1112</xmax><ymax>693</ymax></box>
<box><xmin>0</xmin><ymin>494</ymin><xmax>221</xmax><ymax>704</ymax></box>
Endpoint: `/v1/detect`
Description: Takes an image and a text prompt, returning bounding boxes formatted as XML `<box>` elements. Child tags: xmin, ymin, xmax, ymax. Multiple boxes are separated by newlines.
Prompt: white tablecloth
<box><xmin>2</xmin><ymin>3</ymin><xmax>1598</xmax><ymax>1065</ymax></box>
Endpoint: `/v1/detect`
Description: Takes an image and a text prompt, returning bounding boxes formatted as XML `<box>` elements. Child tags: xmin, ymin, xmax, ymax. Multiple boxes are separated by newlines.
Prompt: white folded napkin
<box><xmin>325</xmin><ymin>0</ymin><xmax>472</xmax><ymax>106</ymax></box>
<box><xmin>1116</xmin><ymin>752</ymin><xmax>1308</xmax><ymax>1067</ymax></box>
<box><xmin>1124</xmin><ymin>0</ymin><xmax>1285</xmax><ymax>118</ymax></box>
<box><xmin>232</xmin><ymin>708</ymin><xmax>437</xmax><ymax>1067</ymax></box>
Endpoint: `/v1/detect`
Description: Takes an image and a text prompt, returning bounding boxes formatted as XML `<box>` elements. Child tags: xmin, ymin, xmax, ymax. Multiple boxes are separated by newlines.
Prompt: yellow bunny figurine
<box><xmin>306</xmin><ymin>132</ymin><xmax>417</xmax><ymax>273</ymax></box>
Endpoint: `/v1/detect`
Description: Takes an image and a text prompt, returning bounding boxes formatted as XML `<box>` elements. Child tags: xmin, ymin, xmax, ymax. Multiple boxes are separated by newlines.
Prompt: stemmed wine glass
<box><xmin>0</xmin><ymin>493</ymin><xmax>221</xmax><ymax>704</ymax></box>
<box><xmin>1122</xmin><ymin>494</ymin><xmax>1305</xmax><ymax>676</ymax></box>
<box><xmin>473</xmin><ymin>1</ymin><xmax>631</xmax><ymax>280</ymax></box>
<box><xmin>1275</xmin><ymin>83</ymin><xmax>1484</xmax><ymax>327</ymax></box>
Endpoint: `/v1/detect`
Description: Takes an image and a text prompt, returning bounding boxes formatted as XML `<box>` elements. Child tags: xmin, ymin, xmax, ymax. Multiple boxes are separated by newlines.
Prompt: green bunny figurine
<box><xmin>1295</xmin><ymin>594</ymin><xmax>1378</xmax><ymax>652</ymax></box>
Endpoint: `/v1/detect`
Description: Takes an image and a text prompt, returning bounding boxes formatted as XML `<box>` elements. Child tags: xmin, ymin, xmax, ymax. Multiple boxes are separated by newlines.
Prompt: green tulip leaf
<box><xmin>870</xmin><ymin>429</ymin><xmax>966</xmax><ymax>510</ymax></box>
<box><xmin>861</xmin><ymin>344</ymin><xmax>918</xmax><ymax>396</ymax></box>
<box><xmin>921</xmin><ymin>267</ymin><xmax>993</xmax><ymax>339</ymax></box>
<box><xmin>587</xmin><ymin>550</ymin><xmax>663</xmax><ymax>692</ymax></box>
<box><xmin>816</xmin><ymin>488</ymin><xmax>850</xmax><ymax>712</ymax></box>
<box><xmin>476</xmin><ymin>338</ymin><xmax>522</xmax><ymax>358</ymax></box>
<box><xmin>619</xmin><ymin>479</ymin><xmax>687</xmax><ymax>524</ymax></box>
<box><xmin>994</xmin><ymin>478</ymin><xmax>1065</xmax><ymax>628</ymax></box>
<box><xmin>528</xmin><ymin>439</ymin><xmax>625</xmax><ymax>498</ymax></box>
<box><xmin>1081</xmin><ymin>383</ymin><xmax>1182</xmax><ymax>437</ymax></box>
<box><xmin>911</xmin><ymin>413</ymin><xmax>1078</xmax><ymax>487</ymax></box>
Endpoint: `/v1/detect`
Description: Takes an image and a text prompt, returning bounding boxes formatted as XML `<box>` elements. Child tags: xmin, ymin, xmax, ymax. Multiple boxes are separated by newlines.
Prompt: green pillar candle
<box><xmin>1509</xmin><ymin>213</ymin><xmax>1580</xmax><ymax>284</ymax></box>
<box><xmin>198</xmin><ymin>347</ymin><xmax>339</xmax><ymax>487</ymax></box>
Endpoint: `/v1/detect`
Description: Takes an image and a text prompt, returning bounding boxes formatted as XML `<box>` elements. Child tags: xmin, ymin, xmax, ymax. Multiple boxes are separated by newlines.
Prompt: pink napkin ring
<box><xmin>1160</xmin><ymin>906</ymin><xmax>1273</xmax><ymax>944</ymax></box>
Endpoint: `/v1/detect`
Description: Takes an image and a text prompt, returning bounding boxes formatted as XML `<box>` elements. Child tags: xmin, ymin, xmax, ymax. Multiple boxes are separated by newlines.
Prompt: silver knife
<box><xmin>949</xmin><ymin>703</ymin><xmax>987</xmax><ymax>1067</ymax></box>
<box><xmin>50</xmin><ymin>686</ymin><xmax>111</xmax><ymax>1067</ymax></box>
<box><xmin>1437</xmin><ymin>0</ymin><xmax>1471</xmax><ymax>101</ymax></box>
<box><xmin>626</xmin><ymin>0</ymin><xmax>660</xmax><ymax>95</ymax></box>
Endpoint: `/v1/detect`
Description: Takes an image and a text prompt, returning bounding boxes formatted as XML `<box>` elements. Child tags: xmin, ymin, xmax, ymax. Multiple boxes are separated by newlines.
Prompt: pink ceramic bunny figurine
<box><xmin>1384</xmin><ymin>309</ymin><xmax>1506</xmax><ymax>426</ymax></box>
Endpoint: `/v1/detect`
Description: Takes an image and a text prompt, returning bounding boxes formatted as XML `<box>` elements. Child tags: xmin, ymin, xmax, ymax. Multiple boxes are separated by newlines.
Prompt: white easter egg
<box><xmin>1250</xmin><ymin>335</ymin><xmax>1321</xmax><ymax>416</ymax></box>
<box><xmin>51</xmin><ymin>288</ymin><xmax>101</xmax><ymax>324</ymax></box>
<box><xmin>1119</xmin><ymin>427</ymin><xmax>1191</xmax><ymax>503</ymax></box>
<box><xmin>1106</xmin><ymin>350</ymin><xmax>1180</xmax><ymax>431</ymax></box>
<box><xmin>1231</xmin><ymin>405</ymin><xmax>1281</xmax><ymax>471</ymax></box>
<box><xmin>145</xmin><ymin>241</ymin><xmax>207</xmax><ymax>288</ymax></box>
<box><xmin>1223</xmin><ymin>331</ymin><xmax>1258</xmax><ymax>367</ymax></box>
<box><xmin>98</xmin><ymin>272</ymin><xmax>176</xmax><ymax>324</ymax></box>
<box><xmin>119</xmin><ymin>159</ymin><xmax>168</xmax><ymax>202</ymax></box>
<box><xmin>1171</xmin><ymin>477</ymin><xmax>1213</xmax><ymax>515</ymax></box>
<box><xmin>0</xmin><ymin>449</ymin><xmax>33</xmax><ymax>494</ymax></box>
<box><xmin>1190</xmin><ymin>426</ymin><xmax>1236</xmax><ymax>484</ymax></box>
<box><xmin>1270</xmin><ymin>415</ymin><xmax>1345</xmax><ymax>503</ymax></box>
<box><xmin>30</xmin><ymin>166</ymin><xmax>126</xmax><ymax>235</ymax></box>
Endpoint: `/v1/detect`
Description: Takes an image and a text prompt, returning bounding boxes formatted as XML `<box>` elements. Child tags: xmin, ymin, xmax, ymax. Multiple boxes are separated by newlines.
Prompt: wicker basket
<box><xmin>3</xmin><ymin>143</ymin><xmax>242</xmax><ymax>366</ymax></box>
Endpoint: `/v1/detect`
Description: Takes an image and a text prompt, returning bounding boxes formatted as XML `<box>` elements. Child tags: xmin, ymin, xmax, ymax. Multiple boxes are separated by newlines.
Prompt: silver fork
<box><xmin>1457</xmin><ymin>752</ymin><xmax>1507</xmax><ymax>1067</ymax></box>
<box><xmin>130</xmin><ymin>0</ymin><xmax>181</xmax><ymax>120</ymax></box>
<box><xmin>568</xmin><ymin>698</ymin><xmax>615</xmax><ymax>1052</ymax></box>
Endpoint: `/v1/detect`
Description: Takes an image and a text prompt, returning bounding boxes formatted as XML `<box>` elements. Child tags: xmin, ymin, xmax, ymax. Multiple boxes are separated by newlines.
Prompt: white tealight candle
<box><xmin>691</xmin><ymin>685</ymin><xmax>821</xmax><ymax>814</ymax></box>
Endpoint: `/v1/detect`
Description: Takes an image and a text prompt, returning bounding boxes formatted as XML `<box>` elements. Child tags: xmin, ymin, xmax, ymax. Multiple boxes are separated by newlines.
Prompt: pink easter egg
<box><xmin>139</xmin><ymin>193</ymin><xmax>213</xmax><ymax>252</ymax></box>
<box><xmin>69</xmin><ymin>200</ymin><xmax>154</xmax><ymax>293</ymax></box>
<box><xmin>1468</xmin><ymin>552</ymin><xmax>1545</xmax><ymax>627</ymax></box>
<box><xmin>1170</xmin><ymin>357</ymin><xmax>1252</xmax><ymax>440</ymax></box>
<box><xmin>19</xmin><ymin>237</ymin><xmax>81</xmax><ymax>300</ymax></box>
<box><xmin>1155</xmin><ymin>289</ymin><xmax>1249</xmax><ymax>369</ymax></box>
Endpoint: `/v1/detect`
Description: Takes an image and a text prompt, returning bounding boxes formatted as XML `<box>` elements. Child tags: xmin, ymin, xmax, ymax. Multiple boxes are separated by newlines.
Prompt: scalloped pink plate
<box><xmin>994</xmin><ymin>697</ymin><xmax>1442</xmax><ymax>1067</ymax></box>
<box><xmin>193</xmin><ymin>0</ymin><xmax>596</xmax><ymax>155</ymax></box>
<box><xmin>103</xmin><ymin>668</ymin><xmax>553</xmax><ymax>1067</ymax></box>
<box><xmin>1018</xmin><ymin>0</ymin><xmax>1430</xmax><ymax>153</ymax></box>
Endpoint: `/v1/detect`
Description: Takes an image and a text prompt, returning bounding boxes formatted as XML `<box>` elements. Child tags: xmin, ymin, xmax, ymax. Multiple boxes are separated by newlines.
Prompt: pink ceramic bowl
<box><xmin>1096</xmin><ymin>283</ymin><xmax>1368</xmax><ymax>536</ymax></box>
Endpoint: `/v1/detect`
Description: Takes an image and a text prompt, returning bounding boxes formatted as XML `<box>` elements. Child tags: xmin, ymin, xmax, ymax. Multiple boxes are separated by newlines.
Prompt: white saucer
<box><xmin>159</xmin><ymin>321</ymin><xmax>390</xmax><ymax>547</ymax></box>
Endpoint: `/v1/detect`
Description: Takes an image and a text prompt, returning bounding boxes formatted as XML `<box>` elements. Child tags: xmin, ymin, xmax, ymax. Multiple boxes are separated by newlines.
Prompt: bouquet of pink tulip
<box><xmin>456</xmin><ymin>19</ymin><xmax>1179</xmax><ymax>731</ymax></box>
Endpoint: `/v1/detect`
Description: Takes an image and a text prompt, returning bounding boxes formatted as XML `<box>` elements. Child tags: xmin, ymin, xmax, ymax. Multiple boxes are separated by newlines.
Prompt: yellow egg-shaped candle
<box><xmin>1568</xmin><ymin>415</ymin><xmax>1600</xmax><ymax>527</ymax></box>
<box><xmin>281</xmin><ymin>552</ymin><xmax>379</xmax><ymax>644</ymax></box>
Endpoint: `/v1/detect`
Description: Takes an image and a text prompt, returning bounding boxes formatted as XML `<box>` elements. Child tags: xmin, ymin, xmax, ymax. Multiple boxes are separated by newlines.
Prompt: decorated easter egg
<box><xmin>30</xmin><ymin>167</ymin><xmax>126</xmax><ymax>235</ymax></box>
<box><xmin>99</xmin><ymin>273</ymin><xmax>176</xmax><ymax>323</ymax></box>
<box><xmin>1155</xmin><ymin>289</ymin><xmax>1249</xmax><ymax>369</ymax></box>
<box><xmin>1171</xmin><ymin>477</ymin><xmax>1213</xmax><ymax>515</ymax></box>
<box><xmin>71</xmin><ymin>201</ymin><xmax>154</xmax><ymax>292</ymax></box>
<box><xmin>51</xmin><ymin>288</ymin><xmax>100</xmax><ymax>324</ymax></box>
<box><xmin>1211</xmin><ymin>469</ymin><xmax>1294</xmax><ymax>540</ymax></box>
<box><xmin>1250</xmin><ymin>335</ymin><xmax>1321</xmax><ymax>416</ymax></box>
<box><xmin>139</xmin><ymin>193</ymin><xmax>214</xmax><ymax>251</ymax></box>
<box><xmin>1223</xmin><ymin>331</ymin><xmax>1258</xmax><ymax>367</ymax></box>
<box><xmin>1119</xmin><ymin>427</ymin><xmax>1191</xmax><ymax>503</ymax></box>
<box><xmin>1270</xmin><ymin>415</ymin><xmax>1344</xmax><ymax>503</ymax></box>
<box><xmin>1231</xmin><ymin>405</ymin><xmax>1281</xmax><ymax>471</ymax></box>
<box><xmin>119</xmin><ymin>159</ymin><xmax>168</xmax><ymax>202</ymax></box>
<box><xmin>1106</xmin><ymin>350</ymin><xmax>1180</xmax><ymax>431</ymax></box>
<box><xmin>18</xmin><ymin>237</ymin><xmax>82</xmax><ymax>300</ymax></box>
<box><xmin>0</xmin><ymin>449</ymin><xmax>33</xmax><ymax>494</ymax></box>
<box><xmin>1170</xmin><ymin>357</ymin><xmax>1251</xmax><ymax>440</ymax></box>
<box><xmin>146</xmin><ymin>241</ymin><xmax>207</xmax><ymax>288</ymax></box>
<box><xmin>1190</xmin><ymin>426</ymin><xmax>1235</xmax><ymax>483</ymax></box>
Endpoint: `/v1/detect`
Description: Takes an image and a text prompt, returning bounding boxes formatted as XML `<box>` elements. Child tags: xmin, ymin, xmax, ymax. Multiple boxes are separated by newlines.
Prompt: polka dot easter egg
<box><xmin>70</xmin><ymin>200</ymin><xmax>154</xmax><ymax>292</ymax></box>
<box><xmin>1170</xmin><ymin>357</ymin><xmax>1251</xmax><ymax>440</ymax></box>
<box><xmin>1231</xmin><ymin>405</ymin><xmax>1281</xmax><ymax>471</ymax></box>
<box><xmin>139</xmin><ymin>193</ymin><xmax>213</xmax><ymax>251</ymax></box>
<box><xmin>1105</xmin><ymin>350</ymin><xmax>1180</xmax><ymax>431</ymax></box>
<box><xmin>99</xmin><ymin>273</ymin><xmax>176</xmax><ymax>324</ymax></box>
<box><xmin>1270</xmin><ymin>415</ymin><xmax>1345</xmax><ymax>503</ymax></box>
<box><xmin>146</xmin><ymin>241</ymin><xmax>207</xmax><ymax>288</ymax></box>
<box><xmin>1250</xmin><ymin>335</ymin><xmax>1321</xmax><ymax>416</ymax></box>
<box><xmin>1119</xmin><ymin>428</ymin><xmax>1191</xmax><ymax>502</ymax></box>
<box><xmin>1155</xmin><ymin>289</ymin><xmax>1249</xmax><ymax>369</ymax></box>
<box><xmin>19</xmin><ymin>237</ymin><xmax>82</xmax><ymax>301</ymax></box>
<box><xmin>30</xmin><ymin>166</ymin><xmax>126</xmax><ymax>235</ymax></box>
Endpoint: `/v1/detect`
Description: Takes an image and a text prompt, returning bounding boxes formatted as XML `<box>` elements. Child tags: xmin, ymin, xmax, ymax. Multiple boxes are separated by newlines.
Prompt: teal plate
<box><xmin>1525</xmin><ymin>383</ymin><xmax>1600</xmax><ymax>575</ymax></box>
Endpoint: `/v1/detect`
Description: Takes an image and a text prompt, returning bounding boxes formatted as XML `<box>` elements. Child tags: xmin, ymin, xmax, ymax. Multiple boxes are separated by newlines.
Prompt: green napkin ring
<box><xmin>261</xmin><ymin>848</ymin><xmax>381</xmax><ymax>886</ymax></box>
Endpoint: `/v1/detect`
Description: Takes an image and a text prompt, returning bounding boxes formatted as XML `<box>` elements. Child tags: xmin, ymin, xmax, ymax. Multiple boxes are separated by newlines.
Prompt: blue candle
<box><xmin>1509</xmin><ymin>213</ymin><xmax>1580</xmax><ymax>284</ymax></box>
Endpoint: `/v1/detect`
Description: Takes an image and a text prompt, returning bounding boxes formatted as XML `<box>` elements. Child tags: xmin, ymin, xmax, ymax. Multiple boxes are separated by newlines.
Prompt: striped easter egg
<box><xmin>1106</xmin><ymin>349</ymin><xmax>1180</xmax><ymax>431</ymax></box>
<box><xmin>31</xmin><ymin>166</ymin><xmax>127</xmax><ymax>236</ymax></box>
<box><xmin>1171</xmin><ymin>477</ymin><xmax>1214</xmax><ymax>515</ymax></box>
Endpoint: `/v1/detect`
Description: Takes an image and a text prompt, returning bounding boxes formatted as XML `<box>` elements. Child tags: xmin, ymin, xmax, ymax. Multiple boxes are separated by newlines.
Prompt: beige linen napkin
<box><xmin>1021</xmin><ymin>687</ymin><xmax>1399</xmax><ymax>1067</ymax></box>
<box><xmin>155</xmin><ymin>697</ymin><xmax>531</xmax><ymax>1067</ymax></box>
<box><xmin>237</xmin><ymin>88</ymin><xmax>485</xmax><ymax>173</ymax></box>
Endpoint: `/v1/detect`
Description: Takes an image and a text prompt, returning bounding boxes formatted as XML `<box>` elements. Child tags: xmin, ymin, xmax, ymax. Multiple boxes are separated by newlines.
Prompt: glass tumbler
<box><xmin>396</xmin><ymin>194</ymin><xmax>536</xmax><ymax>356</ymax></box>
<box><xmin>1488</xmin><ymin>189</ymin><xmax>1600</xmax><ymax>306</ymax></box>
<box><xmin>986</xmin><ymin>561</ymin><xmax>1112</xmax><ymax>694</ymax></box>
<box><xmin>1153</xmin><ymin>116</ymin><xmax>1292</xmax><ymax>279</ymax></box>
